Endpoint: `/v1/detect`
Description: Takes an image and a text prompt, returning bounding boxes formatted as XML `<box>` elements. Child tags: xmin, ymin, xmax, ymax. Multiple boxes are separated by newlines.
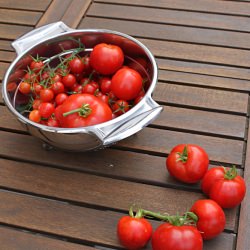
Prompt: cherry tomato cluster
<box><xmin>117</xmin><ymin>144</ymin><xmax>246</xmax><ymax>249</ymax></box>
<box><xmin>14</xmin><ymin>42</ymin><xmax>147</xmax><ymax>128</ymax></box>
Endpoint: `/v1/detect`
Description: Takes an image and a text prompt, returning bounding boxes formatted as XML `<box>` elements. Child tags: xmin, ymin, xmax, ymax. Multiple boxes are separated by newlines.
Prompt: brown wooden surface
<box><xmin>0</xmin><ymin>0</ymin><xmax>249</xmax><ymax>249</ymax></box>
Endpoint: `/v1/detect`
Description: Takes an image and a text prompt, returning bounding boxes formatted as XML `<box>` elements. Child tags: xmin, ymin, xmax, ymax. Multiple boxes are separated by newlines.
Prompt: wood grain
<box><xmin>80</xmin><ymin>17</ymin><xmax>250</xmax><ymax>49</ymax></box>
<box><xmin>0</xmin><ymin>226</ymin><xmax>95</xmax><ymax>250</ymax></box>
<box><xmin>0</xmin><ymin>40</ymin><xmax>13</xmax><ymax>51</ymax></box>
<box><xmin>89</xmin><ymin>2</ymin><xmax>250</xmax><ymax>32</ymax></box>
<box><xmin>0</xmin><ymin>24</ymin><xmax>32</xmax><ymax>40</ymax></box>
<box><xmin>0</xmin><ymin>0</ymin><xmax>51</xmax><ymax>11</ymax></box>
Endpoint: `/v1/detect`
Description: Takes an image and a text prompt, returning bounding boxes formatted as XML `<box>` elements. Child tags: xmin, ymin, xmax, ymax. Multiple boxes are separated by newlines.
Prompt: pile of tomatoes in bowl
<box><xmin>12</xmin><ymin>42</ymin><xmax>147</xmax><ymax>128</ymax></box>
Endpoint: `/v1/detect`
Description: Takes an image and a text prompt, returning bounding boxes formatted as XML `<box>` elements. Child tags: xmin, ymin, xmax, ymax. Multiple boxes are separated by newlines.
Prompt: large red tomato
<box><xmin>201</xmin><ymin>166</ymin><xmax>246</xmax><ymax>208</ymax></box>
<box><xmin>166</xmin><ymin>144</ymin><xmax>209</xmax><ymax>183</ymax></box>
<box><xmin>152</xmin><ymin>223</ymin><xmax>203</xmax><ymax>250</ymax></box>
<box><xmin>190</xmin><ymin>199</ymin><xmax>225</xmax><ymax>240</ymax></box>
<box><xmin>117</xmin><ymin>216</ymin><xmax>152</xmax><ymax>250</ymax></box>
<box><xmin>111</xmin><ymin>67</ymin><xmax>143</xmax><ymax>100</ymax></box>
<box><xmin>90</xmin><ymin>43</ymin><xmax>124</xmax><ymax>75</ymax></box>
<box><xmin>56</xmin><ymin>94</ymin><xmax>112</xmax><ymax>128</ymax></box>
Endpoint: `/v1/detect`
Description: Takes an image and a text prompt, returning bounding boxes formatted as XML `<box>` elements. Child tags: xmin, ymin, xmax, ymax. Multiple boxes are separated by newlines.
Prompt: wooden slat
<box><xmin>0</xmin><ymin>190</ymin><xmax>235</xmax><ymax>250</ymax></box>
<box><xmin>0</xmin><ymin>9</ymin><xmax>42</xmax><ymax>26</ymax></box>
<box><xmin>157</xmin><ymin>58</ymin><xmax>250</xmax><ymax>81</ymax></box>
<box><xmin>154</xmin><ymin>83</ymin><xmax>249</xmax><ymax>114</ymax></box>
<box><xmin>89</xmin><ymin>2</ymin><xmax>250</xmax><ymax>32</ymax></box>
<box><xmin>0</xmin><ymin>226</ymin><xmax>95</xmax><ymax>250</ymax></box>
<box><xmin>95</xmin><ymin>0</ymin><xmax>250</xmax><ymax>16</ymax></box>
<box><xmin>236</xmin><ymin>119</ymin><xmax>250</xmax><ymax>250</ymax></box>
<box><xmin>0</xmin><ymin>62</ymin><xmax>9</xmax><ymax>81</ymax></box>
<box><xmin>0</xmin><ymin>158</ymin><xmax>238</xmax><ymax>232</ymax></box>
<box><xmin>0</xmin><ymin>51</ymin><xmax>15</xmax><ymax>62</ymax></box>
<box><xmin>153</xmin><ymin>106</ymin><xmax>246</xmax><ymax>139</ymax></box>
<box><xmin>159</xmin><ymin>70</ymin><xmax>250</xmax><ymax>92</ymax></box>
<box><xmin>36</xmin><ymin>0</ymin><xmax>72</xmax><ymax>27</ymax></box>
<box><xmin>0</xmin><ymin>0</ymin><xmax>51</xmax><ymax>11</ymax></box>
<box><xmin>61</xmin><ymin>0</ymin><xmax>92</xmax><ymax>28</ymax></box>
<box><xmin>0</xmin><ymin>24</ymin><xmax>32</xmax><ymax>40</ymax></box>
<box><xmin>80</xmin><ymin>17</ymin><xmax>250</xmax><ymax>49</ymax></box>
<box><xmin>0</xmin><ymin>40</ymin><xmax>13</xmax><ymax>51</ymax></box>
<box><xmin>140</xmin><ymin>38</ymin><xmax>250</xmax><ymax>68</ymax></box>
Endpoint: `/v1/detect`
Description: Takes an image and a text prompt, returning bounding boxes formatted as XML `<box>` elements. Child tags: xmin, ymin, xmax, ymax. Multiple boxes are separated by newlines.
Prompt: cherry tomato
<box><xmin>100</xmin><ymin>77</ymin><xmax>112</xmax><ymax>94</ymax></box>
<box><xmin>47</xmin><ymin>116</ymin><xmax>59</xmax><ymax>127</ymax></box>
<box><xmin>7</xmin><ymin>82</ymin><xmax>17</xmax><ymax>92</ymax></box>
<box><xmin>29</xmin><ymin>110</ymin><xmax>41</xmax><ymax>123</ymax></box>
<box><xmin>111</xmin><ymin>68</ymin><xmax>143</xmax><ymax>100</ymax></box>
<box><xmin>201</xmin><ymin>166</ymin><xmax>246</xmax><ymax>208</ymax></box>
<box><xmin>51</xmin><ymin>81</ymin><xmax>65</xmax><ymax>95</ymax></box>
<box><xmin>30</xmin><ymin>60</ymin><xmax>44</xmax><ymax>73</ymax></box>
<box><xmin>112</xmin><ymin>100</ymin><xmax>130</xmax><ymax>116</ymax></box>
<box><xmin>62</xmin><ymin>74</ymin><xmax>76</xmax><ymax>88</ymax></box>
<box><xmin>117</xmin><ymin>216</ymin><xmax>152</xmax><ymax>250</ymax></box>
<box><xmin>90</xmin><ymin>43</ymin><xmax>124</xmax><ymax>75</ymax></box>
<box><xmin>19</xmin><ymin>81</ymin><xmax>31</xmax><ymax>95</ymax></box>
<box><xmin>32</xmin><ymin>82</ymin><xmax>44</xmax><ymax>95</ymax></box>
<box><xmin>152</xmin><ymin>223</ymin><xmax>203</xmax><ymax>250</ymax></box>
<box><xmin>56</xmin><ymin>94</ymin><xmax>112</xmax><ymax>128</ymax></box>
<box><xmin>96</xmin><ymin>92</ymin><xmax>109</xmax><ymax>104</ymax></box>
<box><xmin>51</xmin><ymin>73</ymin><xmax>62</xmax><ymax>83</ymax></box>
<box><xmin>82</xmin><ymin>83</ymin><xmax>99</xmax><ymax>95</ymax></box>
<box><xmin>55</xmin><ymin>93</ymin><xmax>68</xmax><ymax>106</ymax></box>
<box><xmin>82</xmin><ymin>56</ymin><xmax>92</xmax><ymax>75</ymax></box>
<box><xmin>190</xmin><ymin>199</ymin><xmax>226</xmax><ymax>240</ymax></box>
<box><xmin>166</xmin><ymin>144</ymin><xmax>209</xmax><ymax>184</ymax></box>
<box><xmin>69</xmin><ymin>57</ymin><xmax>85</xmax><ymax>74</ymax></box>
<box><xmin>40</xmin><ymin>89</ymin><xmax>54</xmax><ymax>102</ymax></box>
<box><xmin>32</xmin><ymin>98</ymin><xmax>42</xmax><ymax>110</ymax></box>
<box><xmin>38</xmin><ymin>102</ymin><xmax>55</xmax><ymax>119</ymax></box>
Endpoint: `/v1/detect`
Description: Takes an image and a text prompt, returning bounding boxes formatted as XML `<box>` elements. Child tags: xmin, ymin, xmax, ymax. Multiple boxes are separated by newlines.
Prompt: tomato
<box><xmin>117</xmin><ymin>216</ymin><xmax>152</xmax><ymax>250</ymax></box>
<box><xmin>82</xmin><ymin>56</ymin><xmax>92</xmax><ymax>75</ymax></box>
<box><xmin>32</xmin><ymin>82</ymin><xmax>44</xmax><ymax>95</ymax></box>
<box><xmin>190</xmin><ymin>199</ymin><xmax>225</xmax><ymax>240</ymax></box>
<box><xmin>82</xmin><ymin>83</ymin><xmax>99</xmax><ymax>95</ymax></box>
<box><xmin>166</xmin><ymin>144</ymin><xmax>209</xmax><ymax>184</ymax></box>
<box><xmin>152</xmin><ymin>223</ymin><xmax>203</xmax><ymax>250</ymax></box>
<box><xmin>51</xmin><ymin>73</ymin><xmax>62</xmax><ymax>83</ymax></box>
<box><xmin>47</xmin><ymin>116</ymin><xmax>59</xmax><ymax>127</ymax></box>
<box><xmin>90</xmin><ymin>43</ymin><xmax>124</xmax><ymax>75</ymax></box>
<box><xmin>56</xmin><ymin>94</ymin><xmax>112</xmax><ymax>128</ymax></box>
<box><xmin>38</xmin><ymin>102</ymin><xmax>55</xmax><ymax>119</ymax></box>
<box><xmin>29</xmin><ymin>110</ymin><xmax>41</xmax><ymax>123</ymax></box>
<box><xmin>62</xmin><ymin>74</ymin><xmax>76</xmax><ymax>88</ymax></box>
<box><xmin>40</xmin><ymin>89</ymin><xmax>54</xmax><ymax>102</ymax></box>
<box><xmin>96</xmin><ymin>92</ymin><xmax>109</xmax><ymax>104</ymax></box>
<box><xmin>112</xmin><ymin>100</ymin><xmax>130</xmax><ymax>116</ymax></box>
<box><xmin>69</xmin><ymin>57</ymin><xmax>85</xmax><ymax>74</ymax></box>
<box><xmin>55</xmin><ymin>93</ymin><xmax>68</xmax><ymax>106</ymax></box>
<box><xmin>7</xmin><ymin>82</ymin><xmax>17</xmax><ymax>92</ymax></box>
<box><xmin>32</xmin><ymin>98</ymin><xmax>42</xmax><ymax>110</ymax></box>
<box><xmin>111</xmin><ymin>68</ymin><xmax>143</xmax><ymax>100</ymax></box>
<box><xmin>100</xmin><ymin>77</ymin><xmax>112</xmax><ymax>94</ymax></box>
<box><xmin>201</xmin><ymin>166</ymin><xmax>246</xmax><ymax>208</ymax></box>
<box><xmin>51</xmin><ymin>81</ymin><xmax>65</xmax><ymax>95</ymax></box>
<box><xmin>30</xmin><ymin>60</ymin><xmax>44</xmax><ymax>73</ymax></box>
<box><xmin>19</xmin><ymin>81</ymin><xmax>31</xmax><ymax>95</ymax></box>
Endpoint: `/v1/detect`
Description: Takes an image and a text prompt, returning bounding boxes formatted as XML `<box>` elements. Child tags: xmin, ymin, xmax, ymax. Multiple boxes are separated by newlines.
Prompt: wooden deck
<box><xmin>0</xmin><ymin>0</ymin><xmax>250</xmax><ymax>249</ymax></box>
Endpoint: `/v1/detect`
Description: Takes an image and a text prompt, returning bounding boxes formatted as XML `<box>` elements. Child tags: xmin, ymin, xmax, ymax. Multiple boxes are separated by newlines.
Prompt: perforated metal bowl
<box><xmin>2</xmin><ymin>22</ymin><xmax>163</xmax><ymax>151</ymax></box>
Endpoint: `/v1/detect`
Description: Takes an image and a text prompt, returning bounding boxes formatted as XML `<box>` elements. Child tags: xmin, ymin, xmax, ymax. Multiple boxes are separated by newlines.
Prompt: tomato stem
<box><xmin>176</xmin><ymin>145</ymin><xmax>188</xmax><ymax>163</ymax></box>
<box><xmin>224</xmin><ymin>165</ymin><xmax>238</xmax><ymax>180</ymax></box>
<box><xmin>63</xmin><ymin>103</ymin><xmax>92</xmax><ymax>117</ymax></box>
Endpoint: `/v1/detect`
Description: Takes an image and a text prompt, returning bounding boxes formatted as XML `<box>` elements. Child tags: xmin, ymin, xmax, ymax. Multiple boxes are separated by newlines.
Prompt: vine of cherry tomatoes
<box><xmin>12</xmin><ymin>42</ymin><xmax>147</xmax><ymax>128</ymax></box>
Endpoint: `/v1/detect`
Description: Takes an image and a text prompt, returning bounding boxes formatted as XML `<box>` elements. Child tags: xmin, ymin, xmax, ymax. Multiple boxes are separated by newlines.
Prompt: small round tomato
<box><xmin>90</xmin><ymin>43</ymin><xmax>124</xmax><ymax>75</ymax></box>
<box><xmin>112</xmin><ymin>100</ymin><xmax>130</xmax><ymax>116</ymax></box>
<box><xmin>51</xmin><ymin>81</ymin><xmax>65</xmax><ymax>95</ymax></box>
<box><xmin>40</xmin><ymin>88</ymin><xmax>54</xmax><ymax>102</ymax></box>
<box><xmin>32</xmin><ymin>98</ymin><xmax>42</xmax><ymax>110</ymax></box>
<box><xmin>96</xmin><ymin>92</ymin><xmax>109</xmax><ymax>104</ymax></box>
<box><xmin>82</xmin><ymin>82</ymin><xmax>99</xmax><ymax>95</ymax></box>
<box><xmin>55</xmin><ymin>93</ymin><xmax>68</xmax><ymax>106</ymax></box>
<box><xmin>201</xmin><ymin>166</ymin><xmax>246</xmax><ymax>208</ymax></box>
<box><xmin>166</xmin><ymin>144</ymin><xmax>209</xmax><ymax>184</ymax></box>
<box><xmin>100</xmin><ymin>77</ymin><xmax>112</xmax><ymax>94</ymax></box>
<box><xmin>62</xmin><ymin>73</ymin><xmax>76</xmax><ymax>88</ymax></box>
<box><xmin>19</xmin><ymin>81</ymin><xmax>31</xmax><ymax>94</ymax></box>
<box><xmin>32</xmin><ymin>82</ymin><xmax>44</xmax><ymax>95</ymax></box>
<box><xmin>29</xmin><ymin>109</ymin><xmax>41</xmax><ymax>123</ymax></box>
<box><xmin>117</xmin><ymin>216</ymin><xmax>152</xmax><ymax>250</ymax></box>
<box><xmin>47</xmin><ymin>116</ymin><xmax>59</xmax><ymax>127</ymax></box>
<box><xmin>111</xmin><ymin>68</ymin><xmax>143</xmax><ymax>101</ymax></box>
<box><xmin>7</xmin><ymin>82</ymin><xmax>17</xmax><ymax>92</ymax></box>
<box><xmin>152</xmin><ymin>223</ymin><xmax>203</xmax><ymax>250</ymax></box>
<box><xmin>69</xmin><ymin>57</ymin><xmax>85</xmax><ymax>74</ymax></box>
<box><xmin>190</xmin><ymin>199</ymin><xmax>226</xmax><ymax>240</ymax></box>
<box><xmin>57</xmin><ymin>94</ymin><xmax>112</xmax><ymax>128</ymax></box>
<box><xmin>38</xmin><ymin>102</ymin><xmax>55</xmax><ymax>119</ymax></box>
<box><xmin>30</xmin><ymin>60</ymin><xmax>44</xmax><ymax>73</ymax></box>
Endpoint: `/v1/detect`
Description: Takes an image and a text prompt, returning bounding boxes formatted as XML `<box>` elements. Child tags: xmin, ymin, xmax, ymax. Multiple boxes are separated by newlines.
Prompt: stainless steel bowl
<box><xmin>2</xmin><ymin>22</ymin><xmax>163</xmax><ymax>151</ymax></box>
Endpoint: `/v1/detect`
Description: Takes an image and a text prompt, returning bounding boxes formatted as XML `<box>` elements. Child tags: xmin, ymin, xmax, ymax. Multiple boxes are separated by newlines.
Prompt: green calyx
<box><xmin>177</xmin><ymin>145</ymin><xmax>188</xmax><ymax>163</ymax></box>
<box><xmin>224</xmin><ymin>165</ymin><xmax>238</xmax><ymax>180</ymax></box>
<box><xmin>63</xmin><ymin>103</ymin><xmax>92</xmax><ymax>117</ymax></box>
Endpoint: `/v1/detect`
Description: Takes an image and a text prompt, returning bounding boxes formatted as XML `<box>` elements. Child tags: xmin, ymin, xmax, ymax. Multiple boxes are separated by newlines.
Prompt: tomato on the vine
<box><xmin>29</xmin><ymin>110</ymin><xmax>41</xmax><ymax>123</ymax></box>
<box><xmin>100</xmin><ymin>77</ymin><xmax>112</xmax><ymax>94</ymax></box>
<box><xmin>69</xmin><ymin>57</ymin><xmax>85</xmax><ymax>74</ymax></box>
<box><xmin>19</xmin><ymin>81</ymin><xmax>31</xmax><ymax>95</ymax></box>
<box><xmin>40</xmin><ymin>88</ymin><xmax>54</xmax><ymax>102</ymax></box>
<box><xmin>55</xmin><ymin>93</ymin><xmax>68</xmax><ymax>106</ymax></box>
<box><xmin>111</xmin><ymin>67</ymin><xmax>143</xmax><ymax>100</ymax></box>
<box><xmin>51</xmin><ymin>81</ymin><xmax>65</xmax><ymax>95</ymax></box>
<box><xmin>30</xmin><ymin>60</ymin><xmax>44</xmax><ymax>73</ymax></box>
<box><xmin>201</xmin><ymin>166</ymin><xmax>246</xmax><ymax>208</ymax></box>
<box><xmin>112</xmin><ymin>100</ymin><xmax>130</xmax><ymax>116</ymax></box>
<box><xmin>166</xmin><ymin>144</ymin><xmax>209</xmax><ymax>184</ymax></box>
<box><xmin>38</xmin><ymin>102</ymin><xmax>55</xmax><ymax>119</ymax></box>
<box><xmin>62</xmin><ymin>73</ymin><xmax>76</xmax><ymax>88</ymax></box>
<box><xmin>190</xmin><ymin>199</ymin><xmax>226</xmax><ymax>240</ymax></box>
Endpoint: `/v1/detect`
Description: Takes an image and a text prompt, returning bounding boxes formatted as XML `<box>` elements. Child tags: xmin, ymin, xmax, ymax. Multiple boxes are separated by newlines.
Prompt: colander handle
<box><xmin>102</xmin><ymin>97</ymin><xmax>163</xmax><ymax>146</ymax></box>
<box><xmin>12</xmin><ymin>21</ymin><xmax>73</xmax><ymax>55</ymax></box>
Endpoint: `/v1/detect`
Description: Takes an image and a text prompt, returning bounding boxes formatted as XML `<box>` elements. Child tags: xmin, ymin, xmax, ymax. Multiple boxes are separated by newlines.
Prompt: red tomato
<box><xmin>38</xmin><ymin>102</ymin><xmax>55</xmax><ymax>119</ymax></box>
<box><xmin>51</xmin><ymin>81</ymin><xmax>65</xmax><ymax>95</ymax></box>
<box><xmin>190</xmin><ymin>199</ymin><xmax>225</xmax><ymax>240</ymax></box>
<box><xmin>32</xmin><ymin>98</ymin><xmax>42</xmax><ymax>110</ymax></box>
<box><xmin>95</xmin><ymin>92</ymin><xmax>109</xmax><ymax>104</ymax></box>
<box><xmin>19</xmin><ymin>81</ymin><xmax>31</xmax><ymax>95</ymax></box>
<box><xmin>62</xmin><ymin>74</ymin><xmax>76</xmax><ymax>88</ymax></box>
<box><xmin>47</xmin><ymin>116</ymin><xmax>59</xmax><ymax>127</ymax></box>
<box><xmin>56</xmin><ymin>94</ymin><xmax>112</xmax><ymax>128</ymax></box>
<box><xmin>40</xmin><ymin>89</ymin><xmax>54</xmax><ymax>102</ymax></box>
<box><xmin>7</xmin><ymin>82</ymin><xmax>17</xmax><ymax>92</ymax></box>
<box><xmin>111</xmin><ymin>68</ymin><xmax>143</xmax><ymax>100</ymax></box>
<box><xmin>112</xmin><ymin>100</ymin><xmax>130</xmax><ymax>116</ymax></box>
<box><xmin>30</xmin><ymin>60</ymin><xmax>44</xmax><ymax>73</ymax></box>
<box><xmin>100</xmin><ymin>77</ymin><xmax>112</xmax><ymax>94</ymax></box>
<box><xmin>69</xmin><ymin>57</ymin><xmax>85</xmax><ymax>74</ymax></box>
<box><xmin>55</xmin><ymin>93</ymin><xmax>68</xmax><ymax>106</ymax></box>
<box><xmin>117</xmin><ymin>216</ymin><xmax>152</xmax><ymax>250</ymax></box>
<box><xmin>29</xmin><ymin>110</ymin><xmax>41</xmax><ymax>123</ymax></box>
<box><xmin>201</xmin><ymin>166</ymin><xmax>246</xmax><ymax>208</ymax></box>
<box><xmin>33</xmin><ymin>82</ymin><xmax>44</xmax><ymax>95</ymax></box>
<box><xmin>166</xmin><ymin>144</ymin><xmax>209</xmax><ymax>184</ymax></box>
<box><xmin>152</xmin><ymin>223</ymin><xmax>203</xmax><ymax>250</ymax></box>
<box><xmin>82</xmin><ymin>83</ymin><xmax>99</xmax><ymax>95</ymax></box>
<box><xmin>90</xmin><ymin>43</ymin><xmax>124</xmax><ymax>75</ymax></box>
